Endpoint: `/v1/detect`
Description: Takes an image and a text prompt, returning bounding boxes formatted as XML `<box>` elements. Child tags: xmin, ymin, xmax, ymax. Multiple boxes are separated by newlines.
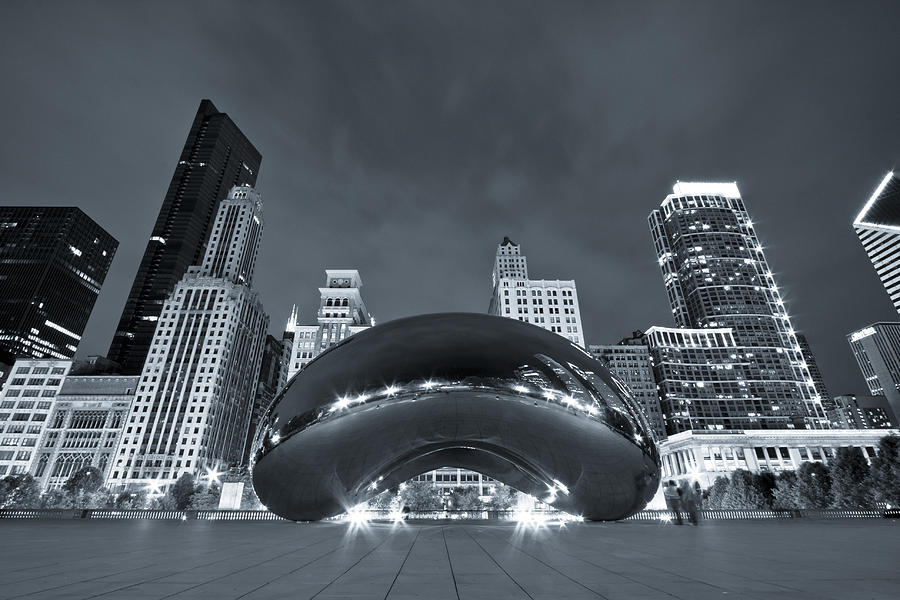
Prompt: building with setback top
<box><xmin>853</xmin><ymin>171</ymin><xmax>900</xmax><ymax>313</ymax></box>
<box><xmin>107</xmin><ymin>185</ymin><xmax>268</xmax><ymax>490</ymax></box>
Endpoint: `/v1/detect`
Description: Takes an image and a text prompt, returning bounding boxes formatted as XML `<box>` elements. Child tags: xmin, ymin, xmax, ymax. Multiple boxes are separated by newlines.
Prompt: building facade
<box><xmin>488</xmin><ymin>237</ymin><xmax>584</xmax><ymax>346</ymax></box>
<box><xmin>649</xmin><ymin>182</ymin><xmax>827</xmax><ymax>428</ymax></box>
<box><xmin>108</xmin><ymin>99</ymin><xmax>262</xmax><ymax>374</ymax></box>
<box><xmin>642</xmin><ymin>326</ymin><xmax>796</xmax><ymax>435</ymax></box>
<box><xmin>660</xmin><ymin>428</ymin><xmax>897</xmax><ymax>489</ymax></box>
<box><xmin>245</xmin><ymin>334</ymin><xmax>288</xmax><ymax>462</ymax></box>
<box><xmin>285</xmin><ymin>270</ymin><xmax>373</xmax><ymax>380</ymax></box>
<box><xmin>847</xmin><ymin>322</ymin><xmax>900</xmax><ymax>423</ymax></box>
<box><xmin>828</xmin><ymin>394</ymin><xmax>897</xmax><ymax>430</ymax></box>
<box><xmin>588</xmin><ymin>337</ymin><xmax>666</xmax><ymax>440</ymax></box>
<box><xmin>0</xmin><ymin>207</ymin><xmax>117</xmax><ymax>360</ymax></box>
<box><xmin>0</xmin><ymin>359</ymin><xmax>71</xmax><ymax>476</ymax></box>
<box><xmin>108</xmin><ymin>186</ymin><xmax>268</xmax><ymax>490</ymax></box>
<box><xmin>853</xmin><ymin>171</ymin><xmax>900</xmax><ymax>313</ymax></box>
<box><xmin>797</xmin><ymin>334</ymin><xmax>832</xmax><ymax>413</ymax></box>
<box><xmin>31</xmin><ymin>375</ymin><xmax>137</xmax><ymax>490</ymax></box>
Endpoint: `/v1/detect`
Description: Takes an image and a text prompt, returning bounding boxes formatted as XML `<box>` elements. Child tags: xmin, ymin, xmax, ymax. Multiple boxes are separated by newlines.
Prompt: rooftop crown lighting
<box><xmin>854</xmin><ymin>171</ymin><xmax>895</xmax><ymax>225</ymax></box>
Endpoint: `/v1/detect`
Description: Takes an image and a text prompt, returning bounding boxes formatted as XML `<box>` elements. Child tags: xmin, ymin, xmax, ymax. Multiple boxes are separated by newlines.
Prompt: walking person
<box><xmin>663</xmin><ymin>480</ymin><xmax>683</xmax><ymax>525</ymax></box>
<box><xmin>680</xmin><ymin>480</ymin><xmax>699</xmax><ymax>525</ymax></box>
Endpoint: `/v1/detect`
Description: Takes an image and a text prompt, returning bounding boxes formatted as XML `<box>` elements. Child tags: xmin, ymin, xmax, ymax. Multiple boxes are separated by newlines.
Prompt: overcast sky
<box><xmin>3</xmin><ymin>1</ymin><xmax>899</xmax><ymax>395</ymax></box>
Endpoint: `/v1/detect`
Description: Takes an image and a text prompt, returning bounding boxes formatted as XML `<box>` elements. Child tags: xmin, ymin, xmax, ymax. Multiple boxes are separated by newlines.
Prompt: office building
<box><xmin>660</xmin><ymin>428</ymin><xmax>896</xmax><ymax>489</ymax></box>
<box><xmin>649</xmin><ymin>182</ymin><xmax>827</xmax><ymax>428</ymax></box>
<box><xmin>847</xmin><ymin>322</ymin><xmax>900</xmax><ymax>422</ymax></box>
<box><xmin>853</xmin><ymin>171</ymin><xmax>900</xmax><ymax>312</ymax></box>
<box><xmin>31</xmin><ymin>374</ymin><xmax>137</xmax><ymax>490</ymax></box>
<box><xmin>285</xmin><ymin>270</ymin><xmax>373</xmax><ymax>380</ymax></box>
<box><xmin>108</xmin><ymin>185</ymin><xmax>268</xmax><ymax>490</ymax></box>
<box><xmin>488</xmin><ymin>237</ymin><xmax>584</xmax><ymax>346</ymax></box>
<box><xmin>108</xmin><ymin>100</ymin><xmax>261</xmax><ymax>374</ymax></box>
<box><xmin>0</xmin><ymin>359</ymin><xmax>71</xmax><ymax>476</ymax></box>
<box><xmin>0</xmin><ymin>207</ymin><xmax>116</xmax><ymax>360</ymax></box>
<box><xmin>828</xmin><ymin>394</ymin><xmax>897</xmax><ymax>430</ymax></box>
<box><xmin>589</xmin><ymin>336</ymin><xmax>666</xmax><ymax>440</ymax></box>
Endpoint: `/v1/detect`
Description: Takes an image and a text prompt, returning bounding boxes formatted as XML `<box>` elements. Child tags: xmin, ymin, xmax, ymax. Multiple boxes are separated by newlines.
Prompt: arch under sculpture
<box><xmin>251</xmin><ymin>313</ymin><xmax>661</xmax><ymax>521</ymax></box>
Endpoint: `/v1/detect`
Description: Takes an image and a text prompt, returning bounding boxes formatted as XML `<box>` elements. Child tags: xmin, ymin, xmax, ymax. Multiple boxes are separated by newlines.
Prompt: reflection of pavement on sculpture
<box><xmin>253</xmin><ymin>313</ymin><xmax>660</xmax><ymax>521</ymax></box>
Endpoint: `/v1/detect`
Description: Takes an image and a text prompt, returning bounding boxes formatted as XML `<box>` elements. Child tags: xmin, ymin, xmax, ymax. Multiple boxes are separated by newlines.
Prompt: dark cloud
<box><xmin>2</xmin><ymin>0</ymin><xmax>898</xmax><ymax>395</ymax></box>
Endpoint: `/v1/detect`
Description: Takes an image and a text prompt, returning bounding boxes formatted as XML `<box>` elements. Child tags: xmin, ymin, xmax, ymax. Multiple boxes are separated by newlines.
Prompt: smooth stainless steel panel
<box><xmin>252</xmin><ymin>313</ymin><xmax>660</xmax><ymax>521</ymax></box>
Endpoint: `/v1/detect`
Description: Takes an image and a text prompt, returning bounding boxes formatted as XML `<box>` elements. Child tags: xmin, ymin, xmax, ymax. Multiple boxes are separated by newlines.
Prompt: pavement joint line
<box><xmin>383</xmin><ymin>525</ymin><xmax>423</xmax><ymax>599</ymax></box>
<box><xmin>441</xmin><ymin>526</ymin><xmax>460</xmax><ymax>600</ymax></box>
<box><xmin>307</xmin><ymin>526</ymin><xmax>399</xmax><ymax>600</ymax></box>
<box><xmin>462</xmin><ymin>525</ymin><xmax>535</xmax><ymax>600</ymax></box>
<box><xmin>3</xmin><ymin>561</ymin><xmax>164</xmax><ymax>600</ymax></box>
<box><xmin>77</xmin><ymin>531</ymin><xmax>310</xmax><ymax>600</ymax></box>
<box><xmin>150</xmin><ymin>528</ymin><xmax>340</xmax><ymax>599</ymax></box>
<box><xmin>476</xmin><ymin>525</ymin><xmax>612</xmax><ymax>599</ymax></box>
<box><xmin>553</xmin><ymin>525</ymin><xmax>808</xmax><ymax>595</ymax></box>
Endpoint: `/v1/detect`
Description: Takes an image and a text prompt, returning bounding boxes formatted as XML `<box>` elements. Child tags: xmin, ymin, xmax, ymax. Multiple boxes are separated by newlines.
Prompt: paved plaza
<box><xmin>0</xmin><ymin>518</ymin><xmax>897</xmax><ymax>599</ymax></box>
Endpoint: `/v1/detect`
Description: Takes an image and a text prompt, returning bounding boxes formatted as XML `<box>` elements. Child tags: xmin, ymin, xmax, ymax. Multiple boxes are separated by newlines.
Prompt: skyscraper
<box><xmin>285</xmin><ymin>270</ymin><xmax>373</xmax><ymax>380</ymax></box>
<box><xmin>649</xmin><ymin>182</ymin><xmax>827</xmax><ymax>428</ymax></box>
<box><xmin>853</xmin><ymin>171</ymin><xmax>900</xmax><ymax>313</ymax></box>
<box><xmin>108</xmin><ymin>186</ymin><xmax>268</xmax><ymax>490</ymax></box>
<box><xmin>847</xmin><ymin>322</ymin><xmax>900</xmax><ymax>423</ymax></box>
<box><xmin>488</xmin><ymin>237</ymin><xmax>584</xmax><ymax>346</ymax></box>
<box><xmin>108</xmin><ymin>100</ymin><xmax>261</xmax><ymax>374</ymax></box>
<box><xmin>0</xmin><ymin>207</ymin><xmax>117</xmax><ymax>361</ymax></box>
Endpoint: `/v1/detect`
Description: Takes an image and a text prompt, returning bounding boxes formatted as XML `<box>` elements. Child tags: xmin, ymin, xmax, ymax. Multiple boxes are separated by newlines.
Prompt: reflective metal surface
<box><xmin>252</xmin><ymin>313</ymin><xmax>660</xmax><ymax>521</ymax></box>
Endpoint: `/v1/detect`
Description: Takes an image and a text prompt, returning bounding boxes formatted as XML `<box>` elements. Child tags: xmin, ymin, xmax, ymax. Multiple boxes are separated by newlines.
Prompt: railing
<box><xmin>0</xmin><ymin>508</ymin><xmax>894</xmax><ymax>521</ymax></box>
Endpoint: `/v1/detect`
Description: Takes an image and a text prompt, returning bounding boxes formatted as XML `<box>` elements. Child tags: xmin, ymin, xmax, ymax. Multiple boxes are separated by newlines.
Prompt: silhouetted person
<box><xmin>680</xmin><ymin>480</ymin><xmax>699</xmax><ymax>525</ymax></box>
<box><xmin>663</xmin><ymin>480</ymin><xmax>683</xmax><ymax>525</ymax></box>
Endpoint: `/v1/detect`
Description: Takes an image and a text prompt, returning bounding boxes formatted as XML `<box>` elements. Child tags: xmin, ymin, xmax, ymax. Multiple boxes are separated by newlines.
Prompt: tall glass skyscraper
<box><xmin>649</xmin><ymin>181</ymin><xmax>827</xmax><ymax>429</ymax></box>
<box><xmin>847</xmin><ymin>322</ymin><xmax>900</xmax><ymax>426</ymax></box>
<box><xmin>108</xmin><ymin>100</ymin><xmax>261</xmax><ymax>374</ymax></box>
<box><xmin>853</xmin><ymin>171</ymin><xmax>900</xmax><ymax>313</ymax></box>
<box><xmin>0</xmin><ymin>207</ymin><xmax>117</xmax><ymax>360</ymax></box>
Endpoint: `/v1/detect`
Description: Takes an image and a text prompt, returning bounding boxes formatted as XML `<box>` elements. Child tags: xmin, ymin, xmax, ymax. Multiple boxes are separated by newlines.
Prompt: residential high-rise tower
<box><xmin>108</xmin><ymin>100</ymin><xmax>261</xmax><ymax>374</ymax></box>
<box><xmin>649</xmin><ymin>182</ymin><xmax>827</xmax><ymax>428</ymax></box>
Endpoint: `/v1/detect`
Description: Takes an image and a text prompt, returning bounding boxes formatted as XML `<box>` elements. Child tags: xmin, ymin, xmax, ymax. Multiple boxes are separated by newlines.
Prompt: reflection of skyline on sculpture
<box><xmin>253</xmin><ymin>313</ymin><xmax>660</xmax><ymax>521</ymax></box>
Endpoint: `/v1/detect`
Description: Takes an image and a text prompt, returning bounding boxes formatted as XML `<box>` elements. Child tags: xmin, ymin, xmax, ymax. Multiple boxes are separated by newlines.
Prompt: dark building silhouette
<box><xmin>245</xmin><ymin>334</ymin><xmax>288</xmax><ymax>463</ymax></box>
<box><xmin>107</xmin><ymin>99</ymin><xmax>261</xmax><ymax>374</ymax></box>
<box><xmin>0</xmin><ymin>207</ymin><xmax>117</xmax><ymax>360</ymax></box>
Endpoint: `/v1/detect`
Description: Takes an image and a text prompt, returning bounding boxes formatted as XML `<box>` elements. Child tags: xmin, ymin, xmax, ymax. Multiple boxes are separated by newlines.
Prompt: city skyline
<box><xmin>3</xmin><ymin>2</ymin><xmax>900</xmax><ymax>397</ymax></box>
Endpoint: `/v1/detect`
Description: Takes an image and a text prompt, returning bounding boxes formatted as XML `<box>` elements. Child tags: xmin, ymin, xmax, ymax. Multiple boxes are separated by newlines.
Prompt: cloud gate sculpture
<box><xmin>251</xmin><ymin>313</ymin><xmax>660</xmax><ymax>521</ymax></box>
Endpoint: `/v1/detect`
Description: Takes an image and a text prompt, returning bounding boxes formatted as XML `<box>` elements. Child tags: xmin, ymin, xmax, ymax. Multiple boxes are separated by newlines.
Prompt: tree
<box><xmin>448</xmin><ymin>487</ymin><xmax>483</xmax><ymax>511</ymax></box>
<box><xmin>720</xmin><ymin>469</ymin><xmax>767</xmax><ymax>509</ymax></box>
<box><xmin>40</xmin><ymin>489</ymin><xmax>74</xmax><ymax>509</ymax></box>
<box><xmin>63</xmin><ymin>467</ymin><xmax>103</xmax><ymax>495</ymax></box>
<box><xmin>772</xmin><ymin>471</ymin><xmax>801</xmax><ymax>509</ymax></box>
<box><xmin>488</xmin><ymin>485</ymin><xmax>518</xmax><ymax>510</ymax></box>
<box><xmin>367</xmin><ymin>489</ymin><xmax>397</xmax><ymax>511</ymax></box>
<box><xmin>2</xmin><ymin>474</ymin><xmax>41</xmax><ymax>509</ymax></box>
<box><xmin>703</xmin><ymin>476</ymin><xmax>730</xmax><ymax>509</ymax></box>
<box><xmin>870</xmin><ymin>434</ymin><xmax>900</xmax><ymax>507</ymax></box>
<box><xmin>398</xmin><ymin>481</ymin><xmax>443</xmax><ymax>511</ymax></box>
<box><xmin>795</xmin><ymin>462</ymin><xmax>833</xmax><ymax>509</ymax></box>
<box><xmin>188</xmin><ymin>484</ymin><xmax>221</xmax><ymax>510</ymax></box>
<box><xmin>829</xmin><ymin>447</ymin><xmax>874</xmax><ymax>508</ymax></box>
<box><xmin>169</xmin><ymin>473</ymin><xmax>196</xmax><ymax>510</ymax></box>
<box><xmin>753</xmin><ymin>472</ymin><xmax>777</xmax><ymax>508</ymax></box>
